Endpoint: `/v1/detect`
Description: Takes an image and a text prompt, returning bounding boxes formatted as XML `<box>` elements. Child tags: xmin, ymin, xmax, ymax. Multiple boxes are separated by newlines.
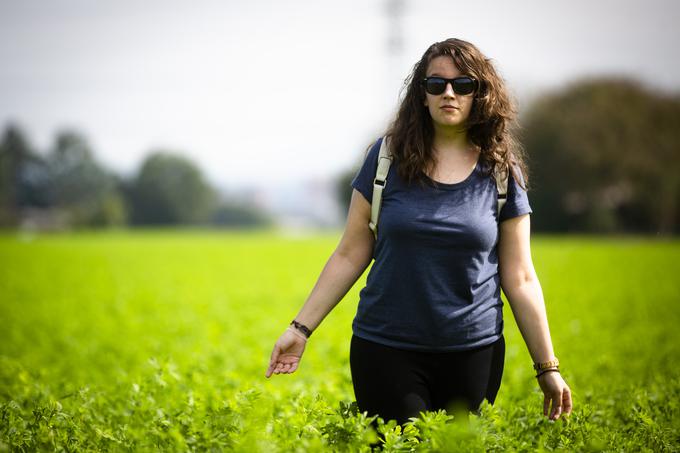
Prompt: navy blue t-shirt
<box><xmin>350</xmin><ymin>137</ymin><xmax>532</xmax><ymax>352</ymax></box>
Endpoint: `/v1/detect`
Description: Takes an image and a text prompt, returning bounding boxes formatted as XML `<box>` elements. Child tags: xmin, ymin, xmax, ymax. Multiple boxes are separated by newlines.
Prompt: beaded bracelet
<box><xmin>533</xmin><ymin>358</ymin><xmax>560</xmax><ymax>371</ymax></box>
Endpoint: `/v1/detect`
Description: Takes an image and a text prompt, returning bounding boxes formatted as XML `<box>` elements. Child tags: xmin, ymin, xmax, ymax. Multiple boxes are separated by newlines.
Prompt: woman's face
<box><xmin>423</xmin><ymin>55</ymin><xmax>475</xmax><ymax>130</ymax></box>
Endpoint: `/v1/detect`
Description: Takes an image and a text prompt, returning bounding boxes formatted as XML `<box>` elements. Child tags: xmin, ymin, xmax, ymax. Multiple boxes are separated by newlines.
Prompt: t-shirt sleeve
<box><xmin>499</xmin><ymin>166</ymin><xmax>533</xmax><ymax>222</ymax></box>
<box><xmin>350</xmin><ymin>137</ymin><xmax>383</xmax><ymax>204</ymax></box>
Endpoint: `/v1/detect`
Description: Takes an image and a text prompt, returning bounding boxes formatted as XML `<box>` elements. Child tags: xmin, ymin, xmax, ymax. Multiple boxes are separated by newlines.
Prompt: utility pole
<box><xmin>384</xmin><ymin>0</ymin><xmax>407</xmax><ymax>116</ymax></box>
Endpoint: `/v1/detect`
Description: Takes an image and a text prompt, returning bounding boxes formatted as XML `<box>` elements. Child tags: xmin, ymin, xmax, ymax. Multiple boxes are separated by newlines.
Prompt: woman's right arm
<box><xmin>292</xmin><ymin>188</ymin><xmax>375</xmax><ymax>331</ymax></box>
<box><xmin>265</xmin><ymin>188</ymin><xmax>375</xmax><ymax>377</ymax></box>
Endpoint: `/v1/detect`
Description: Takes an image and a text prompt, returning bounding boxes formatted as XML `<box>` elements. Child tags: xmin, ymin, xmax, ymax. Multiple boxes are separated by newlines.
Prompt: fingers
<box><xmin>265</xmin><ymin>345</ymin><xmax>281</xmax><ymax>378</ymax></box>
<box><xmin>562</xmin><ymin>386</ymin><xmax>573</xmax><ymax>415</ymax></box>
<box><xmin>266</xmin><ymin>351</ymin><xmax>301</xmax><ymax>378</ymax></box>
<box><xmin>265</xmin><ymin>360</ymin><xmax>276</xmax><ymax>378</ymax></box>
<box><xmin>550</xmin><ymin>385</ymin><xmax>574</xmax><ymax>420</ymax></box>
<box><xmin>266</xmin><ymin>360</ymin><xmax>297</xmax><ymax>376</ymax></box>
<box><xmin>550</xmin><ymin>393</ymin><xmax>562</xmax><ymax>420</ymax></box>
<box><xmin>544</xmin><ymin>395</ymin><xmax>550</xmax><ymax>417</ymax></box>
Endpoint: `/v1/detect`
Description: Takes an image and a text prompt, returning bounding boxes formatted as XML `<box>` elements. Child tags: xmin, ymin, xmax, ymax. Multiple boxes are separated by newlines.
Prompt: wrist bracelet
<box><xmin>533</xmin><ymin>357</ymin><xmax>560</xmax><ymax>371</ymax></box>
<box><xmin>535</xmin><ymin>368</ymin><xmax>560</xmax><ymax>378</ymax></box>
<box><xmin>290</xmin><ymin>320</ymin><xmax>312</xmax><ymax>338</ymax></box>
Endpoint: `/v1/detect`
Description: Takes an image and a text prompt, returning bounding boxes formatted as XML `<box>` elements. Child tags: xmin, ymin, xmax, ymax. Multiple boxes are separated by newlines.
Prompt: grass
<box><xmin>0</xmin><ymin>229</ymin><xmax>679</xmax><ymax>451</ymax></box>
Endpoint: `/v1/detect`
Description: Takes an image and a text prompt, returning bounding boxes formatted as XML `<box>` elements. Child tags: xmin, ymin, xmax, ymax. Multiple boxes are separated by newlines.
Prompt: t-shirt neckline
<box><xmin>421</xmin><ymin>159</ymin><xmax>480</xmax><ymax>190</ymax></box>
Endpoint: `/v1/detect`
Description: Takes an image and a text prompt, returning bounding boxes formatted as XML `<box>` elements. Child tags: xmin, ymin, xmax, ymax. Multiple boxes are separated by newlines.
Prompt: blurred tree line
<box><xmin>523</xmin><ymin>77</ymin><xmax>679</xmax><ymax>235</ymax></box>
<box><xmin>2</xmin><ymin>76</ymin><xmax>678</xmax><ymax>234</ymax></box>
<box><xmin>339</xmin><ymin>77</ymin><xmax>679</xmax><ymax>235</ymax></box>
<box><xmin>0</xmin><ymin>127</ymin><xmax>273</xmax><ymax>230</ymax></box>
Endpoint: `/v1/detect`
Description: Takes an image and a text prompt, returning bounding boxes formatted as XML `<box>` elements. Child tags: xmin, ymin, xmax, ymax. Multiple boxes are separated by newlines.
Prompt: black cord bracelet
<box><xmin>290</xmin><ymin>320</ymin><xmax>312</xmax><ymax>338</ymax></box>
<box><xmin>535</xmin><ymin>368</ymin><xmax>560</xmax><ymax>378</ymax></box>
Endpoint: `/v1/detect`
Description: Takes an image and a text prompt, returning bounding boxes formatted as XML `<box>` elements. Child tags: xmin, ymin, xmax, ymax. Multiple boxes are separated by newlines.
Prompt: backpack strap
<box><xmin>494</xmin><ymin>163</ymin><xmax>509</xmax><ymax>220</ymax></box>
<box><xmin>368</xmin><ymin>137</ymin><xmax>392</xmax><ymax>240</ymax></box>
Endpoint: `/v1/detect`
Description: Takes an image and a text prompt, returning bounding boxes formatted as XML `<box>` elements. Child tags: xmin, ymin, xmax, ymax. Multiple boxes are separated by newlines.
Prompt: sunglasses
<box><xmin>422</xmin><ymin>76</ymin><xmax>478</xmax><ymax>96</ymax></box>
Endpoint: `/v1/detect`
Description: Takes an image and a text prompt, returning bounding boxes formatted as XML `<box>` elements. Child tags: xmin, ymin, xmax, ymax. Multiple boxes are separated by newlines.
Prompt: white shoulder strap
<box><xmin>494</xmin><ymin>163</ymin><xmax>509</xmax><ymax>220</ymax></box>
<box><xmin>368</xmin><ymin>137</ymin><xmax>509</xmax><ymax>239</ymax></box>
<box><xmin>368</xmin><ymin>137</ymin><xmax>392</xmax><ymax>240</ymax></box>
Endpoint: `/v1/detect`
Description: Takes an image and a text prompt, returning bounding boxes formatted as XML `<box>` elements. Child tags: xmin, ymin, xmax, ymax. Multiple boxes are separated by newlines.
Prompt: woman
<box><xmin>265</xmin><ymin>38</ymin><xmax>572</xmax><ymax>427</ymax></box>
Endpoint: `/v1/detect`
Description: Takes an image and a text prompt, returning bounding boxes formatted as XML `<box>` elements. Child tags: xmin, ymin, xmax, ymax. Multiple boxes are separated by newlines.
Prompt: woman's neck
<box><xmin>432</xmin><ymin>124</ymin><xmax>473</xmax><ymax>159</ymax></box>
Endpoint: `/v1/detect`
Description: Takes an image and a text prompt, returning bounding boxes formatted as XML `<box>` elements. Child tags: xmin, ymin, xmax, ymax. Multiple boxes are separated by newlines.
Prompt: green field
<box><xmin>1</xmin><ymin>230</ymin><xmax>679</xmax><ymax>452</ymax></box>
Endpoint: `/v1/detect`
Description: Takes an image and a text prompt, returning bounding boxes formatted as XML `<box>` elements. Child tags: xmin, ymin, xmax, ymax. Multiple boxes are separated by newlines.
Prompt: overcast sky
<box><xmin>1</xmin><ymin>0</ymin><xmax>678</xmax><ymax>192</ymax></box>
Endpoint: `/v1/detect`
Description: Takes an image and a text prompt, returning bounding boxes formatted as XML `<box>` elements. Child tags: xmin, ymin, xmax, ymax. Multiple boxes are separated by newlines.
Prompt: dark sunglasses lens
<box><xmin>453</xmin><ymin>78</ymin><xmax>475</xmax><ymax>95</ymax></box>
<box><xmin>425</xmin><ymin>78</ymin><xmax>446</xmax><ymax>95</ymax></box>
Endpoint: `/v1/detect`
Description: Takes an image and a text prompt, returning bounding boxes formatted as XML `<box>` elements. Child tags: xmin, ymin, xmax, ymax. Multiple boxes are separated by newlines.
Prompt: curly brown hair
<box><xmin>384</xmin><ymin>38</ymin><xmax>530</xmax><ymax>191</ymax></box>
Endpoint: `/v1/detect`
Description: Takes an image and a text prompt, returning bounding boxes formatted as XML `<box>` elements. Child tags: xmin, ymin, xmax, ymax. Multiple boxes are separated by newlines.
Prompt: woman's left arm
<box><xmin>498</xmin><ymin>214</ymin><xmax>572</xmax><ymax>421</ymax></box>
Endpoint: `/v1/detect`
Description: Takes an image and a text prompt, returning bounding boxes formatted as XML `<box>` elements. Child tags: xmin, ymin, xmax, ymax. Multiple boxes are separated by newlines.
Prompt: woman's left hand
<box><xmin>536</xmin><ymin>370</ymin><xmax>572</xmax><ymax>421</ymax></box>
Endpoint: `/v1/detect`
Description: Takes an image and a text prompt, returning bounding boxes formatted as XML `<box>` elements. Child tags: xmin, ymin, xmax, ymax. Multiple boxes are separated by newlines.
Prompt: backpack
<box><xmin>368</xmin><ymin>136</ymin><xmax>509</xmax><ymax>240</ymax></box>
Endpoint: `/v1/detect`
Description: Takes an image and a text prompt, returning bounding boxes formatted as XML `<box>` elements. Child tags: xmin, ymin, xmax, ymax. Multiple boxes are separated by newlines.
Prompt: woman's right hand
<box><xmin>265</xmin><ymin>328</ymin><xmax>307</xmax><ymax>378</ymax></box>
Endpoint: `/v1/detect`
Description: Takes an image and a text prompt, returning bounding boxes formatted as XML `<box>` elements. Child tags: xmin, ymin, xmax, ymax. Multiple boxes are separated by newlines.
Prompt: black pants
<box><xmin>349</xmin><ymin>334</ymin><xmax>505</xmax><ymax>426</ymax></box>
